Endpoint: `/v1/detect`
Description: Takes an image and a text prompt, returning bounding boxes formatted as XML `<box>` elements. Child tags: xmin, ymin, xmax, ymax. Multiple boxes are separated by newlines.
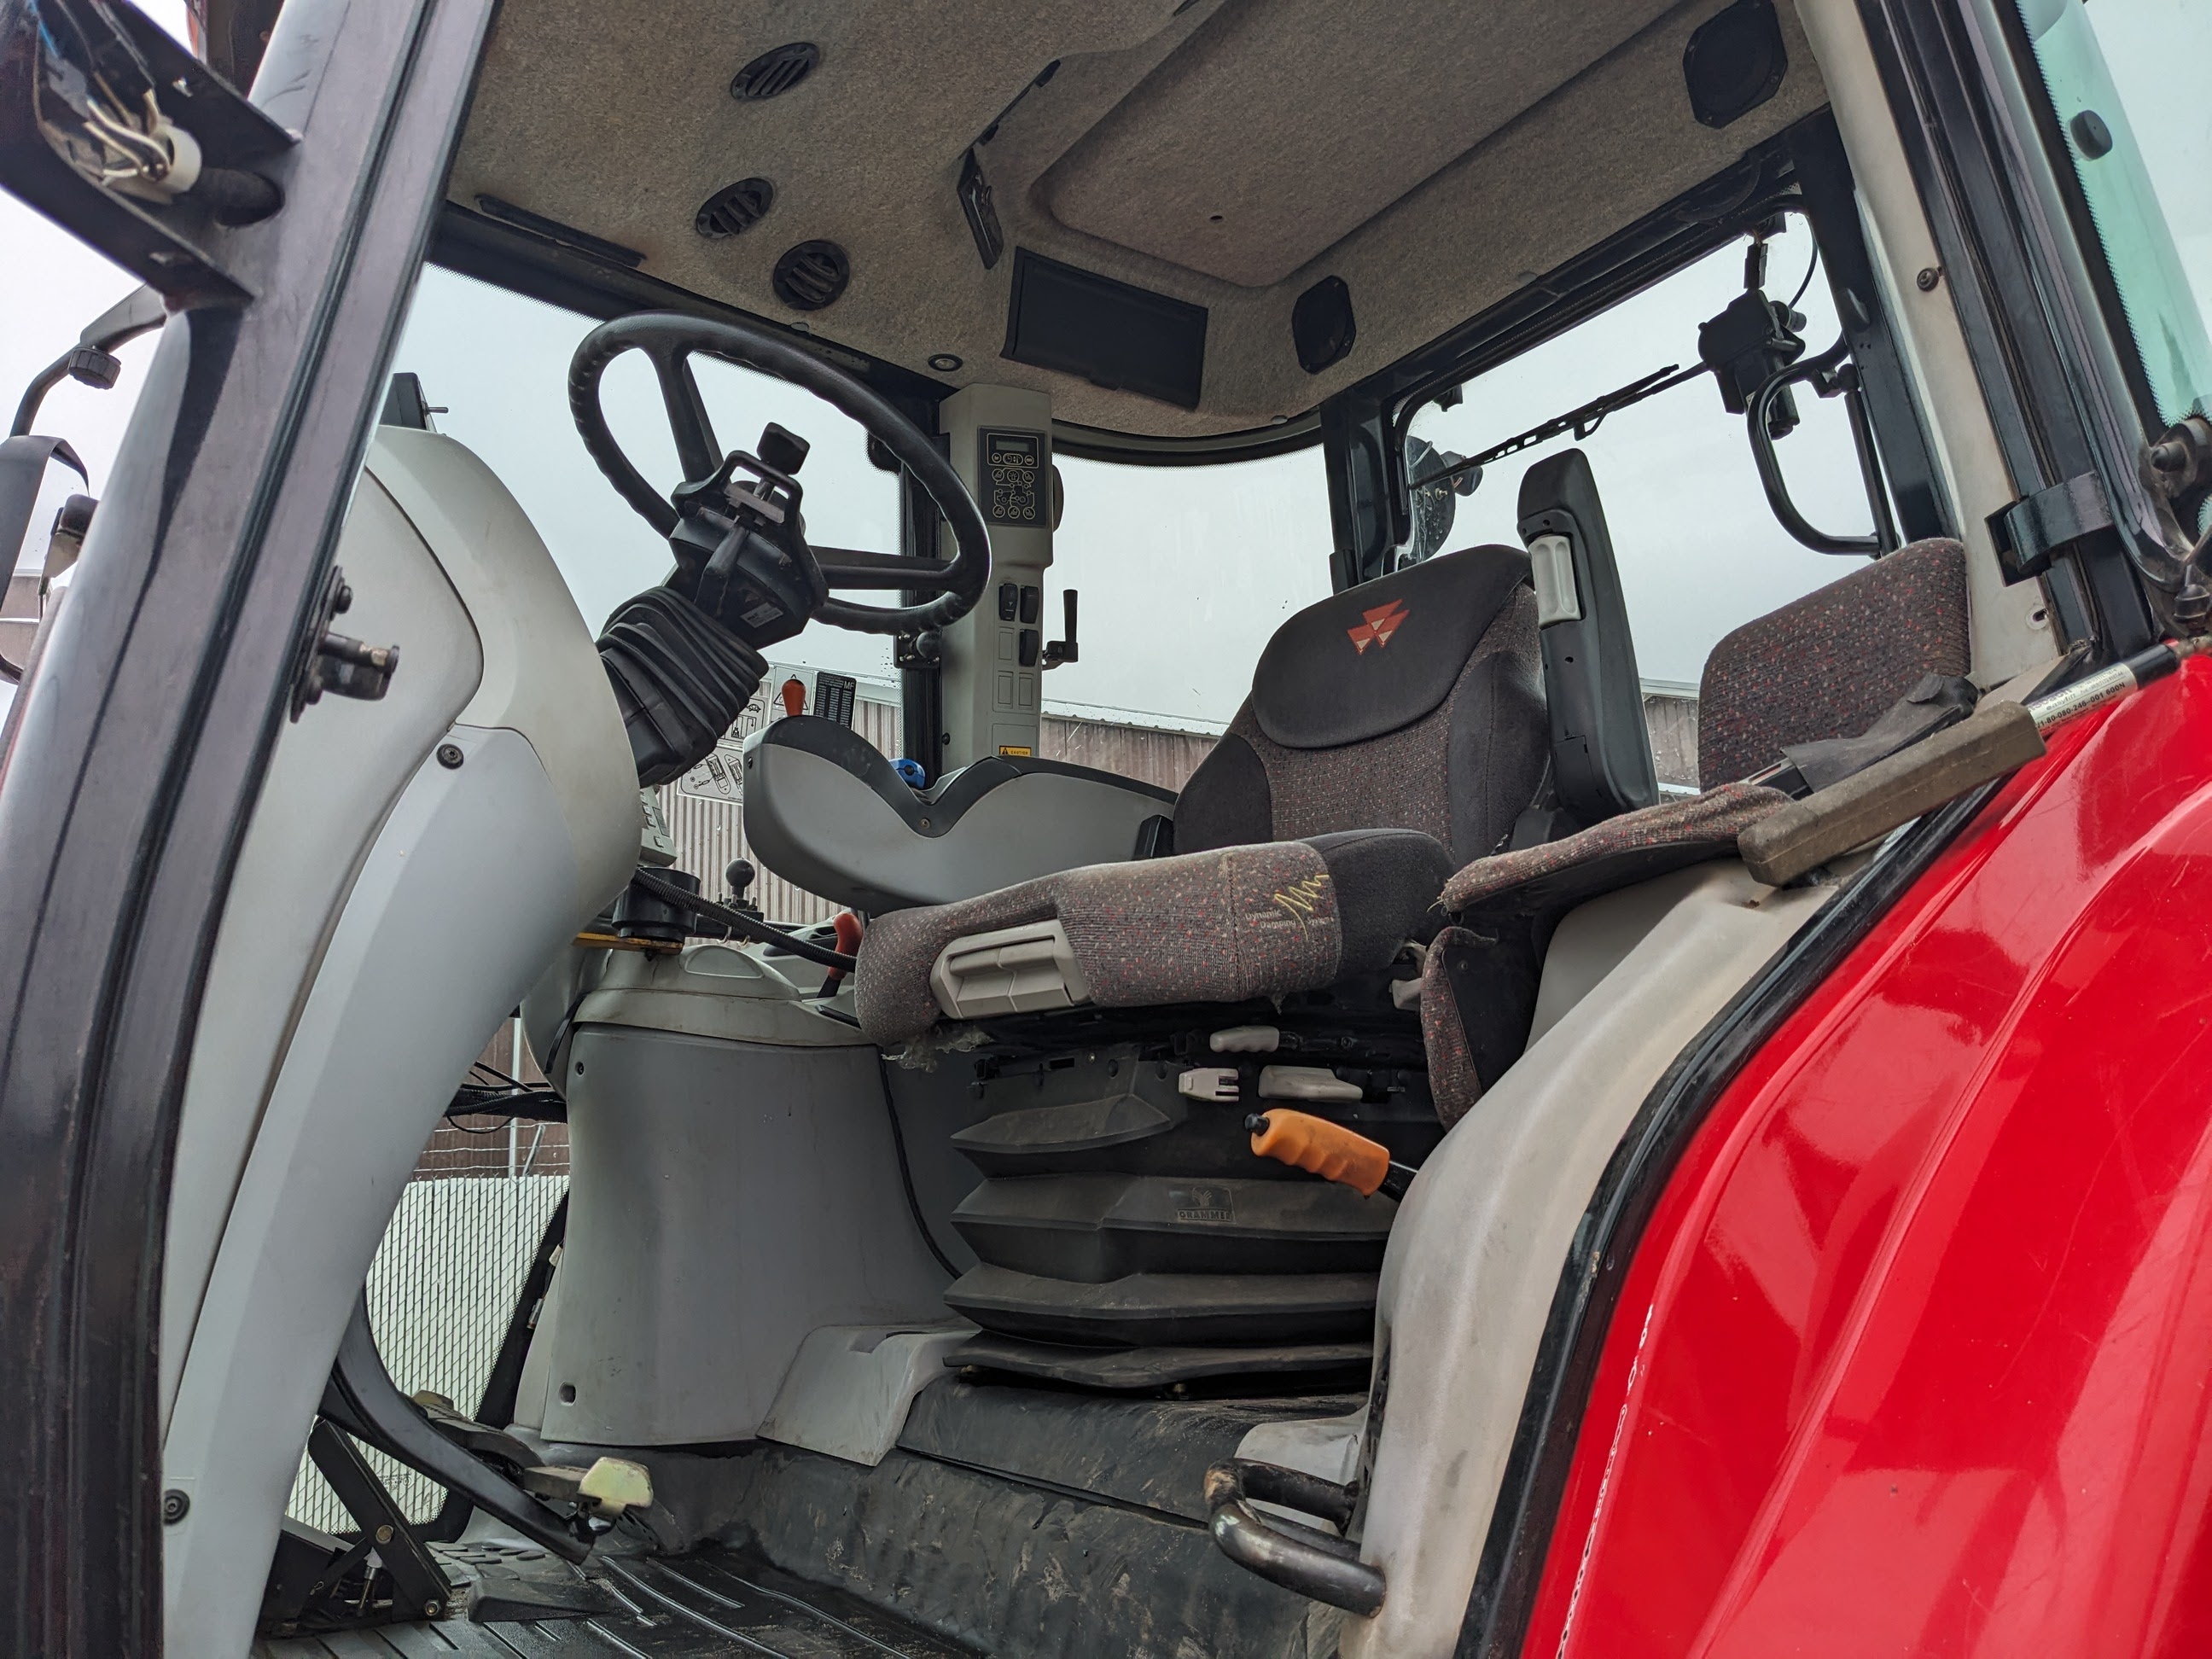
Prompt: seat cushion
<box><xmin>1697</xmin><ymin>537</ymin><xmax>1969</xmax><ymax>788</ymax></box>
<box><xmin>854</xmin><ymin>829</ymin><xmax>1452</xmax><ymax>1045</ymax></box>
<box><xmin>1176</xmin><ymin>584</ymin><xmax>1546</xmax><ymax>866</ymax></box>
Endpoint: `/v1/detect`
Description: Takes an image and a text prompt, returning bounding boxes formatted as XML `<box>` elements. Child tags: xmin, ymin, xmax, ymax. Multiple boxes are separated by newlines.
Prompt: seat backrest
<box><xmin>1516</xmin><ymin>449</ymin><xmax>1657</xmax><ymax>835</ymax></box>
<box><xmin>1173</xmin><ymin>543</ymin><xmax>1545</xmax><ymax>864</ymax></box>
<box><xmin>1697</xmin><ymin>537</ymin><xmax>1970</xmax><ymax>788</ymax></box>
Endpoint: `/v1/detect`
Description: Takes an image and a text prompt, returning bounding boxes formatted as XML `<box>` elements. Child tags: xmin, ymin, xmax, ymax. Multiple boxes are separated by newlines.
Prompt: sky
<box><xmin>9</xmin><ymin>0</ymin><xmax>2208</xmax><ymax>733</ymax></box>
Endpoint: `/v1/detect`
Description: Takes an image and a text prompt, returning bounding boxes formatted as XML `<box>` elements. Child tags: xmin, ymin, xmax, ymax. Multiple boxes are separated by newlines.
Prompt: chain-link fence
<box><xmin>285</xmin><ymin>1071</ymin><xmax>567</xmax><ymax>1537</ymax></box>
<box><xmin>286</xmin><ymin>1171</ymin><xmax>565</xmax><ymax>1530</ymax></box>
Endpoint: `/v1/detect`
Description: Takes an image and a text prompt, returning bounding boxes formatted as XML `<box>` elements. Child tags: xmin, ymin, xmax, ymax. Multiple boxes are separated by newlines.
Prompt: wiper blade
<box><xmin>1411</xmin><ymin>361</ymin><xmax>1711</xmax><ymax>492</ymax></box>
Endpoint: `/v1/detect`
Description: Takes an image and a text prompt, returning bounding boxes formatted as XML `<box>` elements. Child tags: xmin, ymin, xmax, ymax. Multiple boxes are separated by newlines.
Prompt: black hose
<box><xmin>876</xmin><ymin>1056</ymin><xmax>962</xmax><ymax>1279</ymax></box>
<box><xmin>630</xmin><ymin>869</ymin><xmax>858</xmax><ymax>971</ymax></box>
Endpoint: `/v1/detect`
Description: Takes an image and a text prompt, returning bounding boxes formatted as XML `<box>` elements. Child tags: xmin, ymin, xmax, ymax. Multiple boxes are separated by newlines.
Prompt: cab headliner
<box><xmin>449</xmin><ymin>0</ymin><xmax>1829</xmax><ymax>438</ymax></box>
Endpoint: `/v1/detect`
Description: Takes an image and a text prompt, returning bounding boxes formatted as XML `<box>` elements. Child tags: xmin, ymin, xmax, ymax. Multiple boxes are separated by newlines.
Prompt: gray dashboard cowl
<box><xmin>742</xmin><ymin>716</ymin><xmax>1174</xmax><ymax>911</ymax></box>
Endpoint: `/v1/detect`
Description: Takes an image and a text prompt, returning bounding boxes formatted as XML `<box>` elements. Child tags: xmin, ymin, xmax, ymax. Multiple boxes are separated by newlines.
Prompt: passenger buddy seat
<box><xmin>1418</xmin><ymin>533</ymin><xmax>1971</xmax><ymax>1124</ymax></box>
<box><xmin>853</xmin><ymin>506</ymin><xmax>1651</xmax><ymax>1388</ymax></box>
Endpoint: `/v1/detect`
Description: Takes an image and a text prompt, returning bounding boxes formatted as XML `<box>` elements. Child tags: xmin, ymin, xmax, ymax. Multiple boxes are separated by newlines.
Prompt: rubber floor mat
<box><xmin>253</xmin><ymin>1546</ymin><xmax>975</xmax><ymax>1658</ymax></box>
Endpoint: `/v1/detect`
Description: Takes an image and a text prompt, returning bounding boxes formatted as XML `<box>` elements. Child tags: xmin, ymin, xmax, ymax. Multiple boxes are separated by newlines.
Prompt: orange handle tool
<box><xmin>1246</xmin><ymin>1109</ymin><xmax>1395</xmax><ymax>1197</ymax></box>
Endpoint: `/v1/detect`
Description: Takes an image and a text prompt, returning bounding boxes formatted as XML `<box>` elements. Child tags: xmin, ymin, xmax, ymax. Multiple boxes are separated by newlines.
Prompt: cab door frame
<box><xmin>0</xmin><ymin>0</ymin><xmax>494</xmax><ymax>1649</ymax></box>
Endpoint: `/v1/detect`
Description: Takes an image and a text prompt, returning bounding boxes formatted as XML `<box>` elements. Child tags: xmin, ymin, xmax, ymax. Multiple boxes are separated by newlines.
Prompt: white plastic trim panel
<box><xmin>160</xmin><ymin>727</ymin><xmax>590</xmax><ymax>1659</ymax></box>
<box><xmin>757</xmin><ymin>1323</ymin><xmax>977</xmax><ymax>1466</ymax></box>
<box><xmin>931</xmin><ymin>917</ymin><xmax>1093</xmax><ymax>1020</ymax></box>
<box><xmin>1527</xmin><ymin>533</ymin><xmax>1581</xmax><ymax>627</ymax></box>
<box><xmin>565</xmin><ymin>940</ymin><xmax>876</xmax><ymax>1051</ymax></box>
<box><xmin>1525</xmin><ymin>862</ymin><xmax>1733</xmax><ymax>1045</ymax></box>
<box><xmin>1791</xmin><ymin>0</ymin><xmax>2056</xmax><ymax>684</ymax></box>
<box><xmin>364</xmin><ymin>428</ymin><xmax>638</xmax><ymax>915</ymax></box>
<box><xmin>537</xmin><ymin>1033</ymin><xmax>955</xmax><ymax>1446</ymax></box>
<box><xmin>158</xmin><ymin>472</ymin><xmax>483</xmax><ymax>1432</ymax></box>
<box><xmin>1342</xmin><ymin>862</ymin><xmax>1834</xmax><ymax>1658</ymax></box>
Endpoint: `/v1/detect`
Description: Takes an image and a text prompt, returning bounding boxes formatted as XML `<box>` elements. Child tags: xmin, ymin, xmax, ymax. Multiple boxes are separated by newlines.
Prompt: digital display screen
<box><xmin>981</xmin><ymin>430</ymin><xmax>1044</xmax><ymax>526</ymax></box>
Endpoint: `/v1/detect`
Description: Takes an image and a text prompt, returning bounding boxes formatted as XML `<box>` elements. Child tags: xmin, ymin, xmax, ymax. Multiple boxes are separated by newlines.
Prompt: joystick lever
<box><xmin>1043</xmin><ymin>588</ymin><xmax>1079</xmax><ymax>668</ymax></box>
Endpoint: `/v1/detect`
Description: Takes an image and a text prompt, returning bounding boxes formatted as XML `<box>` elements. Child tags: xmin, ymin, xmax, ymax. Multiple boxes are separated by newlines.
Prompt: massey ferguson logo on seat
<box><xmin>1347</xmin><ymin>598</ymin><xmax>1409</xmax><ymax>655</ymax></box>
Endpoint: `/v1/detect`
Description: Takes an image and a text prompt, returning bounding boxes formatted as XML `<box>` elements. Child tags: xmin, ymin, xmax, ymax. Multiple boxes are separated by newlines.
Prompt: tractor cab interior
<box><xmin>69</xmin><ymin>0</ymin><xmax>2156</xmax><ymax>1653</ymax></box>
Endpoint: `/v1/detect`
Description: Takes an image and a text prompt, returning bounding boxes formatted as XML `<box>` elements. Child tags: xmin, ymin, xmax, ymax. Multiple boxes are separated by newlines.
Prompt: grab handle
<box><xmin>1203</xmin><ymin>1458</ymin><xmax>1384</xmax><ymax>1616</ymax></box>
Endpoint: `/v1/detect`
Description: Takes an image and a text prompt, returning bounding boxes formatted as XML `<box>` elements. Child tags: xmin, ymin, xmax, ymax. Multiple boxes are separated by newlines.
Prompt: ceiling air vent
<box><xmin>731</xmin><ymin>42</ymin><xmax>820</xmax><ymax>102</ymax></box>
<box><xmin>772</xmin><ymin>240</ymin><xmax>850</xmax><ymax>311</ymax></box>
<box><xmin>696</xmin><ymin>178</ymin><xmax>775</xmax><ymax>239</ymax></box>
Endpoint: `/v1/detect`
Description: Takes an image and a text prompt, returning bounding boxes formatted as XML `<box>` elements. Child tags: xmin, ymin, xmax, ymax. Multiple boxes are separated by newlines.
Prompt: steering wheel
<box><xmin>568</xmin><ymin>311</ymin><xmax>991</xmax><ymax>637</ymax></box>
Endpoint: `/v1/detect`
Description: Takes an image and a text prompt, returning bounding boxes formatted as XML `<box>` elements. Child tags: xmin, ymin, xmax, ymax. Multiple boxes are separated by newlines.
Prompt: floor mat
<box><xmin>253</xmin><ymin>1545</ymin><xmax>975</xmax><ymax>1658</ymax></box>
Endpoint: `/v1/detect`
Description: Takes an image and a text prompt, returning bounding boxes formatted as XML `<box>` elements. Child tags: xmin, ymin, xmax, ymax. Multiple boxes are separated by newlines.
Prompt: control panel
<box><xmin>935</xmin><ymin>387</ymin><xmax>1054</xmax><ymax>766</ymax></box>
<box><xmin>981</xmin><ymin>431</ymin><xmax>1045</xmax><ymax>526</ymax></box>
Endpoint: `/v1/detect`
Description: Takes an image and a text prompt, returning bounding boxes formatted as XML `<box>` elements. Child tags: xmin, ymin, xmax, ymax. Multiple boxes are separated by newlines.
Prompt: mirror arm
<box><xmin>1746</xmin><ymin>337</ymin><xmax>1885</xmax><ymax>556</ymax></box>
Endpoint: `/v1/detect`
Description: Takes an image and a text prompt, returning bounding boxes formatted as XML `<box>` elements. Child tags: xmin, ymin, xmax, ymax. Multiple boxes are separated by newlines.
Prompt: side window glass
<box><xmin>1049</xmin><ymin>450</ymin><xmax>1334</xmax><ymax>731</ymax></box>
<box><xmin>2017</xmin><ymin>0</ymin><xmax>2212</xmax><ymax>440</ymax></box>
<box><xmin>1404</xmin><ymin>220</ymin><xmax>1880</xmax><ymax>690</ymax></box>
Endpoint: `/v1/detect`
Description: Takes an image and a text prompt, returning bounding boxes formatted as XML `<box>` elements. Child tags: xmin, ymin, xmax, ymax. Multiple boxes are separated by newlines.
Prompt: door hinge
<box><xmin>1988</xmin><ymin>473</ymin><xmax>2114</xmax><ymax>584</ymax></box>
<box><xmin>290</xmin><ymin>564</ymin><xmax>399</xmax><ymax>719</ymax></box>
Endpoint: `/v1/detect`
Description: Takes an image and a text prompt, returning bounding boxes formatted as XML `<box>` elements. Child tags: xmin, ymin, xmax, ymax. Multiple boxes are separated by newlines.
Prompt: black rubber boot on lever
<box><xmin>568</xmin><ymin>311</ymin><xmax>993</xmax><ymax>789</ymax></box>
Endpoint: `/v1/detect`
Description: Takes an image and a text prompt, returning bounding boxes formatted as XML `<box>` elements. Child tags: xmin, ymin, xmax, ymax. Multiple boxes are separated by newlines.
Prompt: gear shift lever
<box><xmin>1043</xmin><ymin>588</ymin><xmax>1079</xmax><ymax>668</ymax></box>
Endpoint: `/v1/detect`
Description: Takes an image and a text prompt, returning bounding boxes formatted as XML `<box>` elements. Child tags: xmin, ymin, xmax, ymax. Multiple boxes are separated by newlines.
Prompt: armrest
<box><xmin>1441</xmin><ymin>782</ymin><xmax>1790</xmax><ymax>920</ymax></box>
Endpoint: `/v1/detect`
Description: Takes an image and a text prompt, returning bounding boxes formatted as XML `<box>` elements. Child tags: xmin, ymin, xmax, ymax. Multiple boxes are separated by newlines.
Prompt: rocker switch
<box><xmin>1019</xmin><ymin>585</ymin><xmax>1040</xmax><ymax>623</ymax></box>
<box><xmin>997</xmin><ymin>582</ymin><xmax>1019</xmax><ymax>621</ymax></box>
<box><xmin>1016</xmin><ymin>629</ymin><xmax>1040</xmax><ymax>667</ymax></box>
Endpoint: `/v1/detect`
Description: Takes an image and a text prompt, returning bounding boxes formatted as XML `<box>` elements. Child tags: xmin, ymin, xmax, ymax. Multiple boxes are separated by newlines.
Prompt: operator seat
<box><xmin>854</xmin><ymin>543</ymin><xmax>1549</xmax><ymax>1046</ymax></box>
<box><xmin>846</xmin><ymin>478</ymin><xmax>1650</xmax><ymax>1387</ymax></box>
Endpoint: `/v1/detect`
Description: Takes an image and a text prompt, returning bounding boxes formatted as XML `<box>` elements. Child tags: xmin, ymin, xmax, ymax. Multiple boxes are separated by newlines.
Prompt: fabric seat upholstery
<box><xmin>853</xmin><ymin>544</ymin><xmax>1547</xmax><ymax>1044</ymax></box>
<box><xmin>1697</xmin><ymin>537</ymin><xmax>1969</xmax><ymax>788</ymax></box>
<box><xmin>1418</xmin><ymin>536</ymin><xmax>1975</xmax><ymax>1125</ymax></box>
<box><xmin>1173</xmin><ymin>544</ymin><xmax>1545</xmax><ymax>864</ymax></box>
<box><xmin>856</xmin><ymin>828</ymin><xmax>1452</xmax><ymax>1045</ymax></box>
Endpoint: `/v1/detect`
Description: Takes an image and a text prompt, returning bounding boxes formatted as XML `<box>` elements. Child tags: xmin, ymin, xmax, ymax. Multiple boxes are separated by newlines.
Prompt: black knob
<box><xmin>758</xmin><ymin>422</ymin><xmax>809</xmax><ymax>476</ymax></box>
<box><xmin>725</xmin><ymin>859</ymin><xmax>756</xmax><ymax>896</ymax></box>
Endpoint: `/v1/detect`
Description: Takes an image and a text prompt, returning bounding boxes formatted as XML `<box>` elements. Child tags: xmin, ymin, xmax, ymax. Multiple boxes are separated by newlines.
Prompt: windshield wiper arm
<box><xmin>1410</xmin><ymin>361</ymin><xmax>1711</xmax><ymax>492</ymax></box>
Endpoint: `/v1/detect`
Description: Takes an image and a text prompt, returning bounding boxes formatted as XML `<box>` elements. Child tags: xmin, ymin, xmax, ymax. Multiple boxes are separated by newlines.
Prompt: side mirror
<box><xmin>0</xmin><ymin>436</ymin><xmax>91</xmax><ymax>678</ymax></box>
<box><xmin>9</xmin><ymin>285</ymin><xmax>169</xmax><ymax>440</ymax></box>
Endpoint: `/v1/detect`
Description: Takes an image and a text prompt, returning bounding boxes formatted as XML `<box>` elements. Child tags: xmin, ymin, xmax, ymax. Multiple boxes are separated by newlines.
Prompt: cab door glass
<box><xmin>1405</xmin><ymin>221</ymin><xmax>1878</xmax><ymax>689</ymax></box>
<box><xmin>2017</xmin><ymin>0</ymin><xmax>2212</xmax><ymax>437</ymax></box>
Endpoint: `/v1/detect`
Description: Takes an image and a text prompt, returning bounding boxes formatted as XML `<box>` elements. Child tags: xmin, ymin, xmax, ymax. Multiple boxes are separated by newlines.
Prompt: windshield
<box><xmin>392</xmin><ymin>267</ymin><xmax>1330</xmax><ymax>736</ymax></box>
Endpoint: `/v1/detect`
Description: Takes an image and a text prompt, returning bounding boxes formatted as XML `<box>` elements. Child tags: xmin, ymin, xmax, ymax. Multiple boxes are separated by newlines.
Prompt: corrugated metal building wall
<box><xmin>1644</xmin><ymin>689</ymin><xmax>1699</xmax><ymax>789</ymax></box>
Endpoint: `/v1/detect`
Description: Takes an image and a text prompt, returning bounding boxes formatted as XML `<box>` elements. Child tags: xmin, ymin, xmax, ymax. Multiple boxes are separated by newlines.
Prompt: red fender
<box><xmin>1531</xmin><ymin>658</ymin><xmax>2212</xmax><ymax>1658</ymax></box>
